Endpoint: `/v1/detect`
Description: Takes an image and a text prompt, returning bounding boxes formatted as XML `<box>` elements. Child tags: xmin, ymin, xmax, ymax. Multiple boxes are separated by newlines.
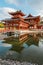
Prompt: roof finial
<box><xmin>28</xmin><ymin>14</ymin><xmax>33</xmax><ymax>17</ymax></box>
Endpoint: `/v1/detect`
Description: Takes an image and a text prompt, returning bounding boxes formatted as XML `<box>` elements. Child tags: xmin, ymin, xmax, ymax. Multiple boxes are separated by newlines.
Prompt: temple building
<box><xmin>3</xmin><ymin>10</ymin><xmax>29</xmax><ymax>32</ymax></box>
<box><xmin>25</xmin><ymin>14</ymin><xmax>40</xmax><ymax>30</ymax></box>
<box><xmin>39</xmin><ymin>17</ymin><xmax>43</xmax><ymax>29</ymax></box>
<box><xmin>2</xmin><ymin>12</ymin><xmax>41</xmax><ymax>32</ymax></box>
<box><xmin>38</xmin><ymin>21</ymin><xmax>43</xmax><ymax>29</ymax></box>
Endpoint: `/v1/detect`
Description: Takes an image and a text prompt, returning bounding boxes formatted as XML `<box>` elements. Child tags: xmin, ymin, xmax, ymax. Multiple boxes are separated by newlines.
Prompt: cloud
<box><xmin>0</xmin><ymin>7</ymin><xmax>16</xmax><ymax>20</ymax></box>
<box><xmin>5</xmin><ymin>0</ymin><xmax>43</xmax><ymax>17</ymax></box>
<box><xmin>36</xmin><ymin>10</ymin><xmax>43</xmax><ymax>17</ymax></box>
<box><xmin>27</xmin><ymin>0</ymin><xmax>43</xmax><ymax>10</ymax></box>
<box><xmin>5</xmin><ymin>0</ymin><xmax>26</xmax><ymax>6</ymax></box>
<box><xmin>27</xmin><ymin>0</ymin><xmax>43</xmax><ymax>16</ymax></box>
<box><xmin>5</xmin><ymin>0</ymin><xmax>43</xmax><ymax>9</ymax></box>
<box><xmin>5</xmin><ymin>0</ymin><xmax>18</xmax><ymax>5</ymax></box>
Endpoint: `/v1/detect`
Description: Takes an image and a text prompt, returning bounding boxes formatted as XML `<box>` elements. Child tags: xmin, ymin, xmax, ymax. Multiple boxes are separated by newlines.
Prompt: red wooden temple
<box><xmin>3</xmin><ymin>10</ymin><xmax>29</xmax><ymax>32</ymax></box>
<box><xmin>25</xmin><ymin>14</ymin><xmax>40</xmax><ymax>30</ymax></box>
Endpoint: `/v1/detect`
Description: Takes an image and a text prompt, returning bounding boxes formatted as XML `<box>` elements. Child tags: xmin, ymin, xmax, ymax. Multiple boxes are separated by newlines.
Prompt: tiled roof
<box><xmin>9</xmin><ymin>10</ymin><xmax>25</xmax><ymax>16</ymax></box>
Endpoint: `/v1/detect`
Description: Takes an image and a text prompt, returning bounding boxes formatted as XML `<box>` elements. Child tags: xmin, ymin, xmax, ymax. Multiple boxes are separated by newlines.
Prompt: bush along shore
<box><xmin>0</xmin><ymin>58</ymin><xmax>39</xmax><ymax>65</ymax></box>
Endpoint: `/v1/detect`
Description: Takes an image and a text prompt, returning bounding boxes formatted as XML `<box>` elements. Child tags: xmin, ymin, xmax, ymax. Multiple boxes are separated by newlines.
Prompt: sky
<box><xmin>0</xmin><ymin>0</ymin><xmax>43</xmax><ymax>20</ymax></box>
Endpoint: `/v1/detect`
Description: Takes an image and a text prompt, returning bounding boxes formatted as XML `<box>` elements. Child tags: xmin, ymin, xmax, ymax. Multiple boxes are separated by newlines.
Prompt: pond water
<box><xmin>0</xmin><ymin>40</ymin><xmax>12</xmax><ymax>57</ymax></box>
<box><xmin>0</xmin><ymin>35</ymin><xmax>43</xmax><ymax>64</ymax></box>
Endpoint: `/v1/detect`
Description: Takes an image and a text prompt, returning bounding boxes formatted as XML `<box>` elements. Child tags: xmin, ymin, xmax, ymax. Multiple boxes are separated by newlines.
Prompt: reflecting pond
<box><xmin>0</xmin><ymin>35</ymin><xmax>43</xmax><ymax>64</ymax></box>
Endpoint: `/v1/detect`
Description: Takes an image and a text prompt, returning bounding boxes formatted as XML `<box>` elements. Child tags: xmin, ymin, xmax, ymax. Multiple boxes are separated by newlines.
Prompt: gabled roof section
<box><xmin>25</xmin><ymin>14</ymin><xmax>40</xmax><ymax>20</ymax></box>
<box><xmin>9</xmin><ymin>10</ymin><xmax>25</xmax><ymax>16</ymax></box>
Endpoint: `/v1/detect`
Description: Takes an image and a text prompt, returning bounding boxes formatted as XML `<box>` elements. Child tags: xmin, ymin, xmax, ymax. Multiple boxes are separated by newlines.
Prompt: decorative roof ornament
<box><xmin>27</xmin><ymin>14</ymin><xmax>33</xmax><ymax>17</ymax></box>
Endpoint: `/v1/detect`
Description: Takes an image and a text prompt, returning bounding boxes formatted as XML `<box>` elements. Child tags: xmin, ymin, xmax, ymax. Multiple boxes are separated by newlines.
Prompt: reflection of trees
<box><xmin>10</xmin><ymin>44</ymin><xmax>24</xmax><ymax>53</ymax></box>
<box><xmin>3</xmin><ymin>36</ymin><xmax>19</xmax><ymax>43</ymax></box>
<box><xmin>37</xmin><ymin>34</ymin><xmax>43</xmax><ymax>38</ymax></box>
<box><xmin>26</xmin><ymin>35</ymin><xmax>39</xmax><ymax>46</ymax></box>
<box><xmin>3</xmin><ymin>36</ymin><xmax>24</xmax><ymax>53</ymax></box>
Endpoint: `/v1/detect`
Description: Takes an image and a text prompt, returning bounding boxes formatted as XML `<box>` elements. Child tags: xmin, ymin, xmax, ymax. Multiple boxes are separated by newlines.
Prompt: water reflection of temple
<box><xmin>9</xmin><ymin>35</ymin><xmax>39</xmax><ymax>53</ymax></box>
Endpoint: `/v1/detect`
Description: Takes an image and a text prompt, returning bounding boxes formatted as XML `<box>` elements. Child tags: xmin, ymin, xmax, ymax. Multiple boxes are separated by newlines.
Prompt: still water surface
<box><xmin>0</xmin><ymin>36</ymin><xmax>43</xmax><ymax>64</ymax></box>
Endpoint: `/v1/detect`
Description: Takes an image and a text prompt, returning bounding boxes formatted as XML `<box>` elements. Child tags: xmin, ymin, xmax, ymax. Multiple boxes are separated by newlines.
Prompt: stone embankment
<box><xmin>0</xmin><ymin>33</ymin><xmax>7</xmax><ymax>40</ymax></box>
<box><xmin>0</xmin><ymin>59</ymin><xmax>38</xmax><ymax>65</ymax></box>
